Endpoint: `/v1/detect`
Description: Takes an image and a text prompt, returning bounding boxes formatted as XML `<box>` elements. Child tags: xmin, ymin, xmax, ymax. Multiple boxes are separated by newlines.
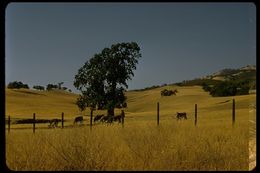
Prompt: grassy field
<box><xmin>5</xmin><ymin>85</ymin><xmax>256</xmax><ymax>170</ymax></box>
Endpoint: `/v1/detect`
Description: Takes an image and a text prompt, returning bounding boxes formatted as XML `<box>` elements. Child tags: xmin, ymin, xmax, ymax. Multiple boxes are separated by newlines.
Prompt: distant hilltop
<box><xmin>202</xmin><ymin>65</ymin><xmax>256</xmax><ymax>81</ymax></box>
<box><xmin>129</xmin><ymin>65</ymin><xmax>256</xmax><ymax>92</ymax></box>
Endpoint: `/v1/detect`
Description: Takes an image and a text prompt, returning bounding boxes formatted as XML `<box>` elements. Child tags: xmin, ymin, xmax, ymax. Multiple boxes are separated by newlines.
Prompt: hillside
<box><xmin>5</xmin><ymin>84</ymin><xmax>256</xmax><ymax>171</ymax></box>
<box><xmin>205</xmin><ymin>65</ymin><xmax>256</xmax><ymax>82</ymax></box>
<box><xmin>131</xmin><ymin>65</ymin><xmax>256</xmax><ymax>92</ymax></box>
<box><xmin>5</xmin><ymin>85</ymin><xmax>256</xmax><ymax>124</ymax></box>
<box><xmin>5</xmin><ymin>89</ymin><xmax>80</xmax><ymax>118</ymax></box>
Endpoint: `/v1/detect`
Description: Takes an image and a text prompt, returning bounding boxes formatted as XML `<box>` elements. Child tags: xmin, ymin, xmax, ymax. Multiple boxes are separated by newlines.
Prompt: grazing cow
<box><xmin>94</xmin><ymin>114</ymin><xmax>104</xmax><ymax>123</ymax></box>
<box><xmin>48</xmin><ymin>119</ymin><xmax>59</xmax><ymax>128</ymax></box>
<box><xmin>100</xmin><ymin>115</ymin><xmax>113</xmax><ymax>123</ymax></box>
<box><xmin>176</xmin><ymin>112</ymin><xmax>187</xmax><ymax>120</ymax></box>
<box><xmin>74</xmin><ymin>116</ymin><xmax>83</xmax><ymax>124</ymax></box>
<box><xmin>113</xmin><ymin>115</ymin><xmax>122</xmax><ymax>123</ymax></box>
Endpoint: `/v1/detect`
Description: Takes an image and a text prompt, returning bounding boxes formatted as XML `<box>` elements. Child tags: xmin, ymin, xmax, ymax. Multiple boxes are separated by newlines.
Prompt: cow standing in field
<box><xmin>100</xmin><ymin>115</ymin><xmax>113</xmax><ymax>123</ymax></box>
<box><xmin>113</xmin><ymin>115</ymin><xmax>122</xmax><ymax>123</ymax></box>
<box><xmin>94</xmin><ymin>114</ymin><xmax>104</xmax><ymax>123</ymax></box>
<box><xmin>48</xmin><ymin>119</ymin><xmax>59</xmax><ymax>128</ymax></box>
<box><xmin>74</xmin><ymin>116</ymin><xmax>83</xmax><ymax>124</ymax></box>
<box><xmin>176</xmin><ymin>112</ymin><xmax>187</xmax><ymax>120</ymax></box>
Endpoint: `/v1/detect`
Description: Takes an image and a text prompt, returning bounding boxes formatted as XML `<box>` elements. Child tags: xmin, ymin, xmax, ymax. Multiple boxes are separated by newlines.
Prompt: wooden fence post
<box><xmin>157</xmin><ymin>102</ymin><xmax>159</xmax><ymax>126</ymax></box>
<box><xmin>61</xmin><ymin>112</ymin><xmax>64</xmax><ymax>128</ymax></box>
<box><xmin>232</xmin><ymin>99</ymin><xmax>235</xmax><ymax>126</ymax></box>
<box><xmin>8</xmin><ymin>115</ymin><xmax>10</xmax><ymax>133</ymax></box>
<box><xmin>90</xmin><ymin>109</ymin><xmax>93</xmax><ymax>130</ymax></box>
<box><xmin>195</xmin><ymin>104</ymin><xmax>197</xmax><ymax>126</ymax></box>
<box><xmin>121</xmin><ymin>110</ymin><xmax>125</xmax><ymax>127</ymax></box>
<box><xmin>33</xmin><ymin>113</ymin><xmax>36</xmax><ymax>133</ymax></box>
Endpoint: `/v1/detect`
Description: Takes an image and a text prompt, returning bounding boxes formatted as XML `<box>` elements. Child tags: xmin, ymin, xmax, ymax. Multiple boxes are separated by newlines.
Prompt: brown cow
<box><xmin>48</xmin><ymin>119</ymin><xmax>59</xmax><ymax>128</ymax></box>
<box><xmin>74</xmin><ymin>116</ymin><xmax>83</xmax><ymax>124</ymax></box>
<box><xmin>94</xmin><ymin>114</ymin><xmax>104</xmax><ymax>123</ymax></box>
<box><xmin>113</xmin><ymin>115</ymin><xmax>122</xmax><ymax>123</ymax></box>
<box><xmin>176</xmin><ymin>112</ymin><xmax>187</xmax><ymax>120</ymax></box>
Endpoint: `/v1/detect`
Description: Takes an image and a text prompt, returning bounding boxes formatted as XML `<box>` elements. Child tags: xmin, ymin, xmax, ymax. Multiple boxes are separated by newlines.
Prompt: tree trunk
<box><xmin>107</xmin><ymin>81</ymin><xmax>116</xmax><ymax>118</ymax></box>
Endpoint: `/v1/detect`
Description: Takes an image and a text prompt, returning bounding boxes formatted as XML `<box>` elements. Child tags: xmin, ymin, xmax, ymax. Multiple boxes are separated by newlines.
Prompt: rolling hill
<box><xmin>172</xmin><ymin>65</ymin><xmax>256</xmax><ymax>88</ymax></box>
<box><xmin>5</xmin><ymin>84</ymin><xmax>256</xmax><ymax>123</ymax></box>
<box><xmin>5</xmin><ymin>73</ymin><xmax>256</xmax><ymax>171</ymax></box>
<box><xmin>5</xmin><ymin>64</ymin><xmax>256</xmax><ymax>119</ymax></box>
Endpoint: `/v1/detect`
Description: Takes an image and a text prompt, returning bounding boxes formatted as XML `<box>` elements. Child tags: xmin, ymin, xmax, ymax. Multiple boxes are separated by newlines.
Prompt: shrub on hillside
<box><xmin>46</xmin><ymin>84</ymin><xmax>58</xmax><ymax>91</ymax></box>
<box><xmin>210</xmin><ymin>82</ymin><xmax>237</xmax><ymax>97</ymax></box>
<box><xmin>33</xmin><ymin>85</ymin><xmax>45</xmax><ymax>90</ymax></box>
<box><xmin>202</xmin><ymin>82</ymin><xmax>212</xmax><ymax>92</ymax></box>
<box><xmin>62</xmin><ymin>87</ymin><xmax>67</xmax><ymax>91</ymax></box>
<box><xmin>209</xmin><ymin>81</ymin><xmax>250</xmax><ymax>97</ymax></box>
<box><xmin>7</xmin><ymin>81</ymin><xmax>29</xmax><ymax>89</ymax></box>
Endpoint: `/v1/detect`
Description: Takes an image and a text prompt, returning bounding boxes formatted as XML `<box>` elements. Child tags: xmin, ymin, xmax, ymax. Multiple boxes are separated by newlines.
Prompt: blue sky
<box><xmin>5</xmin><ymin>3</ymin><xmax>256</xmax><ymax>92</ymax></box>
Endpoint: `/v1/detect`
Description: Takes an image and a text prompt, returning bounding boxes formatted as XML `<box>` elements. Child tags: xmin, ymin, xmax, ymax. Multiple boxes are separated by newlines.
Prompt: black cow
<box><xmin>74</xmin><ymin>116</ymin><xmax>83</xmax><ymax>124</ymax></box>
<box><xmin>48</xmin><ymin>119</ymin><xmax>59</xmax><ymax>128</ymax></box>
<box><xmin>100</xmin><ymin>115</ymin><xmax>113</xmax><ymax>123</ymax></box>
<box><xmin>176</xmin><ymin>112</ymin><xmax>187</xmax><ymax>120</ymax></box>
<box><xmin>113</xmin><ymin>115</ymin><xmax>122</xmax><ymax>123</ymax></box>
<box><xmin>94</xmin><ymin>114</ymin><xmax>104</xmax><ymax>123</ymax></box>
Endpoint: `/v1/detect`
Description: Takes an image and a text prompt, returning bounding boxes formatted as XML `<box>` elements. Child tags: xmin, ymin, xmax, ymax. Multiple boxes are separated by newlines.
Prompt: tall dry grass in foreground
<box><xmin>6</xmin><ymin>120</ymin><xmax>249</xmax><ymax>171</ymax></box>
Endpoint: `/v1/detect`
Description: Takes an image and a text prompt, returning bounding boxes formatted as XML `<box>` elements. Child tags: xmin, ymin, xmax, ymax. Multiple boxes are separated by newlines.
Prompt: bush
<box><xmin>7</xmin><ymin>81</ymin><xmax>29</xmax><ymax>89</ymax></box>
<box><xmin>62</xmin><ymin>87</ymin><xmax>67</xmax><ymax>91</ymax></box>
<box><xmin>202</xmin><ymin>82</ymin><xmax>212</xmax><ymax>92</ymax></box>
<box><xmin>210</xmin><ymin>82</ymin><xmax>237</xmax><ymax>97</ymax></box>
<box><xmin>209</xmin><ymin>81</ymin><xmax>250</xmax><ymax>97</ymax></box>
<box><xmin>33</xmin><ymin>85</ymin><xmax>45</xmax><ymax>90</ymax></box>
<box><xmin>46</xmin><ymin>84</ymin><xmax>58</xmax><ymax>91</ymax></box>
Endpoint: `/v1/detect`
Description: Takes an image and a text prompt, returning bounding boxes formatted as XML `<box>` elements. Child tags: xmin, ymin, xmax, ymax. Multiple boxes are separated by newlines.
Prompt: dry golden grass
<box><xmin>6</xmin><ymin>120</ymin><xmax>249</xmax><ymax>171</ymax></box>
<box><xmin>5</xmin><ymin>89</ymin><xmax>80</xmax><ymax>118</ymax></box>
<box><xmin>5</xmin><ymin>85</ymin><xmax>256</xmax><ymax>170</ymax></box>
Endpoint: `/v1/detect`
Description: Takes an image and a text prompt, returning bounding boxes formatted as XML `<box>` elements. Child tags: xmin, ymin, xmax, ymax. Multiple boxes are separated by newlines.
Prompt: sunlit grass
<box><xmin>5</xmin><ymin>86</ymin><xmax>255</xmax><ymax>170</ymax></box>
<box><xmin>6</xmin><ymin>119</ymin><xmax>249</xmax><ymax>171</ymax></box>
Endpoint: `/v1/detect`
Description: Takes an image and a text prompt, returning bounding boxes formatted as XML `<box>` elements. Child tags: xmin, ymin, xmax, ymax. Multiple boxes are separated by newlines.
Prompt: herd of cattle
<box><xmin>48</xmin><ymin>111</ymin><xmax>187</xmax><ymax>128</ymax></box>
<box><xmin>48</xmin><ymin>113</ymin><xmax>125</xmax><ymax>128</ymax></box>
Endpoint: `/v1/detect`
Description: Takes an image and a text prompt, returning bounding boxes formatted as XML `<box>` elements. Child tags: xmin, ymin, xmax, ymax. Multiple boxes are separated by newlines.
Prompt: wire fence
<box><xmin>5</xmin><ymin>98</ymin><xmax>249</xmax><ymax>133</ymax></box>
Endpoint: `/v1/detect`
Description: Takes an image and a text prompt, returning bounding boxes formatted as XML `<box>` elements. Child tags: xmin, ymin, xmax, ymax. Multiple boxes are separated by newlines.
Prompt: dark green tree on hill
<box><xmin>74</xmin><ymin>42</ymin><xmax>141</xmax><ymax>117</ymax></box>
<box><xmin>208</xmin><ymin>81</ymin><xmax>250</xmax><ymax>97</ymax></box>
<box><xmin>46</xmin><ymin>84</ymin><xmax>58</xmax><ymax>91</ymax></box>
<box><xmin>33</xmin><ymin>85</ymin><xmax>45</xmax><ymax>90</ymax></box>
<box><xmin>7</xmin><ymin>81</ymin><xmax>29</xmax><ymax>89</ymax></box>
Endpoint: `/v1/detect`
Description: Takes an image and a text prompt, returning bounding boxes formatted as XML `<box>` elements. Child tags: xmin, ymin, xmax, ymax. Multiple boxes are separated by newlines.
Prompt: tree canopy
<box><xmin>74</xmin><ymin>42</ymin><xmax>141</xmax><ymax>116</ymax></box>
<box><xmin>7</xmin><ymin>81</ymin><xmax>29</xmax><ymax>89</ymax></box>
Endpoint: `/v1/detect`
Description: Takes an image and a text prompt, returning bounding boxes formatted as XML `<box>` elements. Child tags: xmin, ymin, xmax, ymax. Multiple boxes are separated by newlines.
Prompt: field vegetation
<box><xmin>5</xmin><ymin>85</ymin><xmax>256</xmax><ymax>170</ymax></box>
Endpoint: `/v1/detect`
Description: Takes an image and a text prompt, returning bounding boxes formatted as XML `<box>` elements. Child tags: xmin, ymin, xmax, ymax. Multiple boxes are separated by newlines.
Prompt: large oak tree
<box><xmin>74</xmin><ymin>42</ymin><xmax>141</xmax><ymax>117</ymax></box>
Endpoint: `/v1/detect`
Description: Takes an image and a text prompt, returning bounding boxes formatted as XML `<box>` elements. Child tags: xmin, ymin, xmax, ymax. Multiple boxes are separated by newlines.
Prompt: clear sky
<box><xmin>5</xmin><ymin>3</ymin><xmax>256</xmax><ymax>93</ymax></box>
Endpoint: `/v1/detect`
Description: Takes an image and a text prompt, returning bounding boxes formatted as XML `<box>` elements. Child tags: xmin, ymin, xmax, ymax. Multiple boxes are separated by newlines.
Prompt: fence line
<box><xmin>61</xmin><ymin>112</ymin><xmax>64</xmax><ymax>128</ymax></box>
<box><xmin>232</xmin><ymin>99</ymin><xmax>235</xmax><ymax>126</ymax></box>
<box><xmin>8</xmin><ymin>115</ymin><xmax>10</xmax><ymax>133</ymax></box>
<box><xmin>33</xmin><ymin>113</ymin><xmax>35</xmax><ymax>133</ymax></box>
<box><xmin>6</xmin><ymin>110</ymin><xmax>127</xmax><ymax>133</ymax></box>
<box><xmin>5</xmin><ymin>99</ymin><xmax>237</xmax><ymax>133</ymax></box>
<box><xmin>121</xmin><ymin>110</ymin><xmax>125</xmax><ymax>127</ymax></box>
<box><xmin>195</xmin><ymin>104</ymin><xmax>197</xmax><ymax>126</ymax></box>
<box><xmin>156</xmin><ymin>99</ymin><xmax>236</xmax><ymax>126</ymax></box>
<box><xmin>157</xmin><ymin>102</ymin><xmax>160</xmax><ymax>126</ymax></box>
<box><xmin>90</xmin><ymin>109</ymin><xmax>93</xmax><ymax>131</ymax></box>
